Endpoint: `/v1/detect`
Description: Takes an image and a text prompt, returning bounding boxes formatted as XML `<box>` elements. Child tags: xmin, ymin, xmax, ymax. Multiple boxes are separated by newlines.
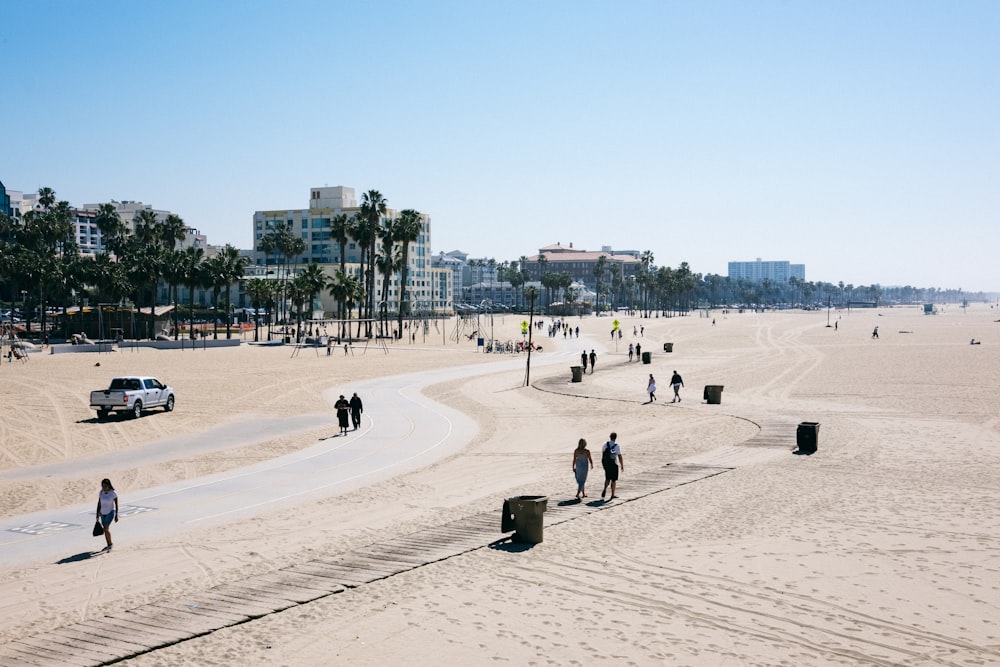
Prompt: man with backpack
<box><xmin>601</xmin><ymin>432</ymin><xmax>624</xmax><ymax>500</ymax></box>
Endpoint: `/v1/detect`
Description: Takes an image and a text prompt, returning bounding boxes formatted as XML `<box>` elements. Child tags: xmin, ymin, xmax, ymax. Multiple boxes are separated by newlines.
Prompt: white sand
<box><xmin>2</xmin><ymin>304</ymin><xmax>999</xmax><ymax>665</ymax></box>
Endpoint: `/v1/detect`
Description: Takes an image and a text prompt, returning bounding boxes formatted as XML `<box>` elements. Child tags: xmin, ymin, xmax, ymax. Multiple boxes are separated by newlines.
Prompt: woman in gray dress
<box><xmin>573</xmin><ymin>439</ymin><xmax>594</xmax><ymax>499</ymax></box>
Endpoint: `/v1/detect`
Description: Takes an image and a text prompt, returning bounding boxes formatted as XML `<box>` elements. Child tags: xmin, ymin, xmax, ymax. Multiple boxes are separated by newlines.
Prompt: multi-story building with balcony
<box><xmin>251</xmin><ymin>186</ymin><xmax>445</xmax><ymax>315</ymax></box>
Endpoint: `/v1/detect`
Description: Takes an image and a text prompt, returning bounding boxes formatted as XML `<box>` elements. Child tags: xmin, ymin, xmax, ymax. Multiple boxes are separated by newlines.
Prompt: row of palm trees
<box><xmin>0</xmin><ymin>189</ymin><xmax>253</xmax><ymax>340</ymax></box>
<box><xmin>1</xmin><ymin>187</ymin><xmax>428</xmax><ymax>343</ymax></box>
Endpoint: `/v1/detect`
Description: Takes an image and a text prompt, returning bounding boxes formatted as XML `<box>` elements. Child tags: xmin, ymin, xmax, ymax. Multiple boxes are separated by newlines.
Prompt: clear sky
<box><xmin>2</xmin><ymin>1</ymin><xmax>998</xmax><ymax>291</ymax></box>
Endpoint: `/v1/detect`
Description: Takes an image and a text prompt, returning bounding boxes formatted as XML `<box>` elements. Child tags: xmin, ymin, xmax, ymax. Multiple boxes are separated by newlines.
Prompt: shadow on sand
<box><xmin>57</xmin><ymin>550</ymin><xmax>106</xmax><ymax>564</ymax></box>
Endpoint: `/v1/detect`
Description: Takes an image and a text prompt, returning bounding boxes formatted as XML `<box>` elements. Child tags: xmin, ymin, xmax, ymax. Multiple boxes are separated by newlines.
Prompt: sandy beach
<box><xmin>1</xmin><ymin>304</ymin><xmax>999</xmax><ymax>665</ymax></box>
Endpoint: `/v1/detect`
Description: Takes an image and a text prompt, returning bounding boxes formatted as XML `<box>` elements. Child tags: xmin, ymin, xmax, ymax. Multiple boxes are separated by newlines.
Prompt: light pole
<box><xmin>480</xmin><ymin>299</ymin><xmax>493</xmax><ymax>351</ymax></box>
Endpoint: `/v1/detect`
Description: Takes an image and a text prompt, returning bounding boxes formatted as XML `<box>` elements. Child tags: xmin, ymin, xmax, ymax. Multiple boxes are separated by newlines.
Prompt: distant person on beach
<box><xmin>628</xmin><ymin>343</ymin><xmax>634</xmax><ymax>361</ymax></box>
<box><xmin>349</xmin><ymin>392</ymin><xmax>364</xmax><ymax>430</ymax></box>
<box><xmin>572</xmin><ymin>439</ymin><xmax>593</xmax><ymax>499</ymax></box>
<box><xmin>96</xmin><ymin>478</ymin><xmax>118</xmax><ymax>551</ymax></box>
<box><xmin>589</xmin><ymin>350</ymin><xmax>596</xmax><ymax>373</ymax></box>
<box><xmin>601</xmin><ymin>433</ymin><xmax>623</xmax><ymax>500</ymax></box>
<box><xmin>872</xmin><ymin>326</ymin><xmax>879</xmax><ymax>339</ymax></box>
<box><xmin>670</xmin><ymin>370</ymin><xmax>684</xmax><ymax>403</ymax></box>
<box><xmin>635</xmin><ymin>343</ymin><xmax>641</xmax><ymax>361</ymax></box>
<box><xmin>334</xmin><ymin>394</ymin><xmax>350</xmax><ymax>435</ymax></box>
<box><xmin>647</xmin><ymin>374</ymin><xmax>657</xmax><ymax>402</ymax></box>
<box><xmin>581</xmin><ymin>350</ymin><xmax>588</xmax><ymax>372</ymax></box>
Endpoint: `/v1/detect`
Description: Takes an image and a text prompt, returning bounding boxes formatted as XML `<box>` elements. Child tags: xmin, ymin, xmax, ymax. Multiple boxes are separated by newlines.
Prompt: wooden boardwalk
<box><xmin>1</xmin><ymin>440</ymin><xmax>792</xmax><ymax>665</ymax></box>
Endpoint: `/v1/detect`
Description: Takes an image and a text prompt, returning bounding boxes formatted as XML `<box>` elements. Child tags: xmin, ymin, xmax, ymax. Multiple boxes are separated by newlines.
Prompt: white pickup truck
<box><xmin>90</xmin><ymin>376</ymin><xmax>175</xmax><ymax>420</ymax></box>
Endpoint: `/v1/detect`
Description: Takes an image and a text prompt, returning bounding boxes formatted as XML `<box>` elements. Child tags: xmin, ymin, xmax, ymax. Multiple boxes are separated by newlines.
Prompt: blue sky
<box><xmin>2</xmin><ymin>1</ymin><xmax>998</xmax><ymax>291</ymax></box>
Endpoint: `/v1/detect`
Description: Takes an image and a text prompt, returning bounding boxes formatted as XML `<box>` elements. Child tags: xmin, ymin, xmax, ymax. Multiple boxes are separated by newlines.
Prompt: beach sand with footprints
<box><xmin>1</xmin><ymin>304</ymin><xmax>998</xmax><ymax>665</ymax></box>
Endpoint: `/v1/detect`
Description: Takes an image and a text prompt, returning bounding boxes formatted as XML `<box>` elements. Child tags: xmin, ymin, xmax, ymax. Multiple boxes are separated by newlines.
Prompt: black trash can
<box><xmin>570</xmin><ymin>366</ymin><xmax>583</xmax><ymax>382</ymax></box>
<box><xmin>641</xmin><ymin>351</ymin><xmax>651</xmax><ymax>364</ymax></box>
<box><xmin>506</xmin><ymin>495</ymin><xmax>548</xmax><ymax>544</ymax></box>
<box><xmin>663</xmin><ymin>343</ymin><xmax>673</xmax><ymax>353</ymax></box>
<box><xmin>796</xmin><ymin>422</ymin><xmax>820</xmax><ymax>454</ymax></box>
<box><xmin>703</xmin><ymin>385</ymin><xmax>724</xmax><ymax>404</ymax></box>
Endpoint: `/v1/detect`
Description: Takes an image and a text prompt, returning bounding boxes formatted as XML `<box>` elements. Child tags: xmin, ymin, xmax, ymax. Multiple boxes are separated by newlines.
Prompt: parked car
<box><xmin>90</xmin><ymin>376</ymin><xmax>175</xmax><ymax>420</ymax></box>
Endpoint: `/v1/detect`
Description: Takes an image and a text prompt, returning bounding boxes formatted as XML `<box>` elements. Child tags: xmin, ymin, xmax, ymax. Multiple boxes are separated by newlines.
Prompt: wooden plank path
<box><xmin>0</xmin><ymin>461</ymin><xmax>739</xmax><ymax>665</ymax></box>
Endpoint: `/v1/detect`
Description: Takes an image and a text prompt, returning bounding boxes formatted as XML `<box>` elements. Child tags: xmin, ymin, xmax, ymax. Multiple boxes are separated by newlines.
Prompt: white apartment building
<box><xmin>251</xmin><ymin>186</ymin><xmax>447</xmax><ymax>314</ymax></box>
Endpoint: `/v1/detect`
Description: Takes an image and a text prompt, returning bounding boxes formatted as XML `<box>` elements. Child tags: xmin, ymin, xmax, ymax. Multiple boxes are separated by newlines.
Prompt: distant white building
<box><xmin>728</xmin><ymin>258</ymin><xmax>805</xmax><ymax>283</ymax></box>
<box><xmin>251</xmin><ymin>186</ymin><xmax>443</xmax><ymax>314</ymax></box>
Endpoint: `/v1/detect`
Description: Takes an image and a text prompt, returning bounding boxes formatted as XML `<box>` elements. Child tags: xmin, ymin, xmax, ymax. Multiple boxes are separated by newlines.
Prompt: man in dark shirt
<box><xmin>349</xmin><ymin>392</ymin><xmax>364</xmax><ymax>430</ymax></box>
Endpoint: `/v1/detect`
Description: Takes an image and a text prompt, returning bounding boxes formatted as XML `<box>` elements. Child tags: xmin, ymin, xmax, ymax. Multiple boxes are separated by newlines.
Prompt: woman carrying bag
<box><xmin>96</xmin><ymin>478</ymin><xmax>119</xmax><ymax>551</ymax></box>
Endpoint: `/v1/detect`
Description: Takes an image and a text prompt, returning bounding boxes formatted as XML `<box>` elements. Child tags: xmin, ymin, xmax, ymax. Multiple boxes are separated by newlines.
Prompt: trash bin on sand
<box><xmin>571</xmin><ymin>366</ymin><xmax>583</xmax><ymax>382</ymax></box>
<box><xmin>641</xmin><ymin>351</ymin><xmax>651</xmax><ymax>364</ymax></box>
<box><xmin>796</xmin><ymin>422</ymin><xmax>820</xmax><ymax>454</ymax></box>
<box><xmin>663</xmin><ymin>343</ymin><xmax>673</xmax><ymax>353</ymax></box>
<box><xmin>703</xmin><ymin>385</ymin><xmax>724</xmax><ymax>404</ymax></box>
<box><xmin>504</xmin><ymin>495</ymin><xmax>548</xmax><ymax>544</ymax></box>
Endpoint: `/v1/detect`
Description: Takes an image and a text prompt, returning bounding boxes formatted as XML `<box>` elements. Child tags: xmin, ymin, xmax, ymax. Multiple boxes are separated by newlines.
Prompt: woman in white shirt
<box><xmin>96</xmin><ymin>478</ymin><xmax>119</xmax><ymax>551</ymax></box>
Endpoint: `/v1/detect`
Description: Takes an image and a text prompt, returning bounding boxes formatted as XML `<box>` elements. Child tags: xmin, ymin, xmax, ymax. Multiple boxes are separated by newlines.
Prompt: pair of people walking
<box><xmin>334</xmin><ymin>392</ymin><xmax>364</xmax><ymax>435</ymax></box>
<box><xmin>581</xmin><ymin>350</ymin><xmax>597</xmax><ymax>373</ymax></box>
<box><xmin>646</xmin><ymin>371</ymin><xmax>684</xmax><ymax>403</ymax></box>
<box><xmin>572</xmin><ymin>433</ymin><xmax>623</xmax><ymax>500</ymax></box>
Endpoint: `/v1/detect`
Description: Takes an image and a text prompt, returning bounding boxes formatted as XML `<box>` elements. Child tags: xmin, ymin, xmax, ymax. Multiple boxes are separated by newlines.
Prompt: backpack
<box><xmin>602</xmin><ymin>442</ymin><xmax>615</xmax><ymax>466</ymax></box>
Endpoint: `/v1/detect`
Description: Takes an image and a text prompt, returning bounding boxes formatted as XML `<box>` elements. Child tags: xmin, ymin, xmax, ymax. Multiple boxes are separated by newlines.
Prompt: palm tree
<box><xmin>180</xmin><ymin>246</ymin><xmax>206</xmax><ymax>339</ymax></box>
<box><xmin>298</xmin><ymin>262</ymin><xmax>330</xmax><ymax>325</ymax></box>
<box><xmin>377</xmin><ymin>219</ymin><xmax>397</xmax><ymax>337</ymax></box>
<box><xmin>393</xmin><ymin>209</ymin><xmax>423</xmax><ymax>334</ymax></box>
<box><xmin>359</xmin><ymin>190</ymin><xmax>387</xmax><ymax>337</ymax></box>
<box><xmin>592</xmin><ymin>255</ymin><xmax>608</xmax><ymax>314</ymax></box>
<box><xmin>245</xmin><ymin>278</ymin><xmax>273</xmax><ymax>342</ymax></box>
<box><xmin>328</xmin><ymin>269</ymin><xmax>362</xmax><ymax>341</ymax></box>
<box><xmin>215</xmin><ymin>245</ymin><xmax>249</xmax><ymax>339</ymax></box>
<box><xmin>330</xmin><ymin>213</ymin><xmax>351</xmax><ymax>327</ymax></box>
<box><xmin>161</xmin><ymin>249</ymin><xmax>187</xmax><ymax>339</ymax></box>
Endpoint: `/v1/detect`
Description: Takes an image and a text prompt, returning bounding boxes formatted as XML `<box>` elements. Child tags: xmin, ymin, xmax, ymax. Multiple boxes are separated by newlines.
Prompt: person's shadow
<box><xmin>57</xmin><ymin>549</ymin><xmax>107</xmax><ymax>564</ymax></box>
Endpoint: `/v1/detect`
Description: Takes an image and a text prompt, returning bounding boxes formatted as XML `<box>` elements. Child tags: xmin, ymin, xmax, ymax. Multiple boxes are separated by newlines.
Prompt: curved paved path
<box><xmin>0</xmin><ymin>348</ymin><xmax>572</xmax><ymax>568</ymax></box>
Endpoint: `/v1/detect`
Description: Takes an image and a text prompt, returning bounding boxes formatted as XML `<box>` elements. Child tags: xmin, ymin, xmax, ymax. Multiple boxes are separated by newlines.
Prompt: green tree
<box><xmin>393</xmin><ymin>209</ymin><xmax>423</xmax><ymax>333</ymax></box>
<box><xmin>359</xmin><ymin>190</ymin><xmax>387</xmax><ymax>337</ymax></box>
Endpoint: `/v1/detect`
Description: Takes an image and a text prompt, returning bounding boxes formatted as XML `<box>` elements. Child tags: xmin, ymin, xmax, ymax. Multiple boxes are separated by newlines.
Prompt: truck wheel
<box><xmin>164</xmin><ymin>395</ymin><xmax>175</xmax><ymax>412</ymax></box>
<box><xmin>97</xmin><ymin>410</ymin><xmax>109</xmax><ymax>421</ymax></box>
<box><xmin>131</xmin><ymin>400</ymin><xmax>143</xmax><ymax>419</ymax></box>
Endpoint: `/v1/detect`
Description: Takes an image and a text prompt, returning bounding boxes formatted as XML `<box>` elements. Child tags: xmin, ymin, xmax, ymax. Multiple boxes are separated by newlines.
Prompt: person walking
<box><xmin>872</xmin><ymin>326</ymin><xmax>879</xmax><ymax>339</ymax></box>
<box><xmin>589</xmin><ymin>349</ymin><xmax>596</xmax><ymax>373</ymax></box>
<box><xmin>349</xmin><ymin>392</ymin><xmax>364</xmax><ymax>430</ymax></box>
<box><xmin>628</xmin><ymin>343</ymin><xmax>634</xmax><ymax>362</ymax></box>
<box><xmin>334</xmin><ymin>394</ymin><xmax>350</xmax><ymax>435</ymax></box>
<box><xmin>601</xmin><ymin>433</ymin><xmax>623</xmax><ymax>500</ymax></box>
<box><xmin>572</xmin><ymin>438</ymin><xmax>593</xmax><ymax>499</ymax></box>
<box><xmin>647</xmin><ymin>374</ymin><xmax>657</xmax><ymax>402</ymax></box>
<box><xmin>581</xmin><ymin>350</ymin><xmax>588</xmax><ymax>373</ymax></box>
<box><xmin>635</xmin><ymin>342</ymin><xmax>641</xmax><ymax>362</ymax></box>
<box><xmin>670</xmin><ymin>370</ymin><xmax>684</xmax><ymax>403</ymax></box>
<box><xmin>96</xmin><ymin>478</ymin><xmax>119</xmax><ymax>551</ymax></box>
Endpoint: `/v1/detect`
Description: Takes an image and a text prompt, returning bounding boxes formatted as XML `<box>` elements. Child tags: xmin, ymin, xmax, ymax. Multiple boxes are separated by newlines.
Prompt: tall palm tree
<box><xmin>377</xmin><ymin>219</ymin><xmax>397</xmax><ymax>337</ymax></box>
<box><xmin>328</xmin><ymin>269</ymin><xmax>362</xmax><ymax>341</ymax></box>
<box><xmin>346</xmin><ymin>214</ymin><xmax>372</xmax><ymax>337</ymax></box>
<box><xmin>215</xmin><ymin>244</ymin><xmax>249</xmax><ymax>339</ymax></box>
<box><xmin>180</xmin><ymin>246</ymin><xmax>206</xmax><ymax>339</ymax></box>
<box><xmin>161</xmin><ymin>249</ymin><xmax>187</xmax><ymax>339</ymax></box>
<box><xmin>592</xmin><ymin>255</ymin><xmax>608</xmax><ymax>314</ymax></box>
<box><xmin>298</xmin><ymin>262</ymin><xmax>330</xmax><ymax>323</ymax></box>
<box><xmin>359</xmin><ymin>190</ymin><xmax>387</xmax><ymax>337</ymax></box>
<box><xmin>329</xmin><ymin>213</ymin><xmax>351</xmax><ymax>328</ymax></box>
<box><xmin>245</xmin><ymin>278</ymin><xmax>273</xmax><ymax>342</ymax></box>
<box><xmin>394</xmin><ymin>209</ymin><xmax>423</xmax><ymax>333</ymax></box>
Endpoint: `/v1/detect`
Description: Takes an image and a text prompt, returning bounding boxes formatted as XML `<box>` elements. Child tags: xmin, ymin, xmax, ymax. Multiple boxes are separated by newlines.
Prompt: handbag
<box><xmin>93</xmin><ymin>520</ymin><xmax>104</xmax><ymax>537</ymax></box>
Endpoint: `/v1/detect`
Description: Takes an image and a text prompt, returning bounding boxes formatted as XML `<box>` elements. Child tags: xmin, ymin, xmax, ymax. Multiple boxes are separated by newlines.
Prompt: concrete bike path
<box><xmin>0</xmin><ymin>347</ymin><xmax>572</xmax><ymax>568</ymax></box>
